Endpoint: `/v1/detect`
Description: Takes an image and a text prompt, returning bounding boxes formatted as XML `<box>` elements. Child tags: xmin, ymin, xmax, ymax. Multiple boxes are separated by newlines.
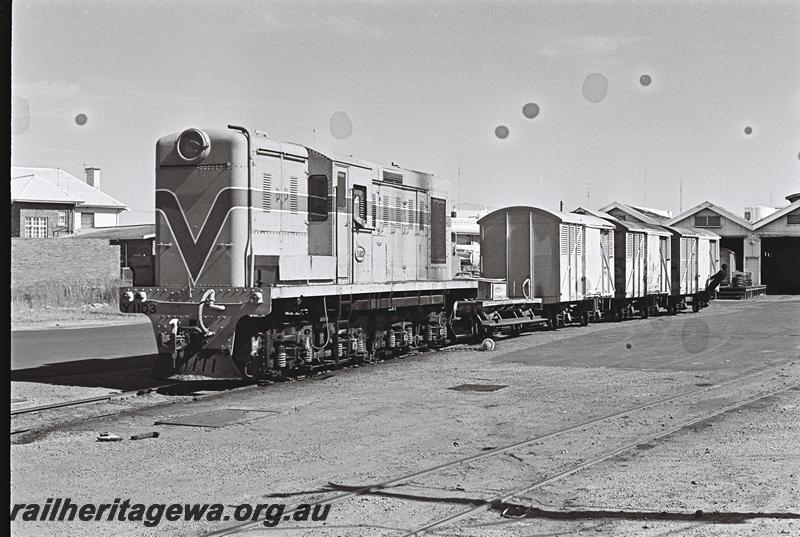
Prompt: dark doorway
<box><xmin>761</xmin><ymin>237</ymin><xmax>800</xmax><ymax>294</ymax></box>
<box><xmin>720</xmin><ymin>237</ymin><xmax>744</xmax><ymax>271</ymax></box>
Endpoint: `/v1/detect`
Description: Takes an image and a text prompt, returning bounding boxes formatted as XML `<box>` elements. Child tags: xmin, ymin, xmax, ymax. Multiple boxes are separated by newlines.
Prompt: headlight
<box><xmin>176</xmin><ymin>128</ymin><xmax>210</xmax><ymax>163</ymax></box>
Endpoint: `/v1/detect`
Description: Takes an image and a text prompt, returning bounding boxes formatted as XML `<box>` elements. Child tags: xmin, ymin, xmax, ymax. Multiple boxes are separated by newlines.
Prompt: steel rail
<box><xmin>10</xmin><ymin>385</ymin><xmax>180</xmax><ymax>416</ymax></box>
<box><xmin>402</xmin><ymin>381</ymin><xmax>800</xmax><ymax>536</ymax></box>
<box><xmin>207</xmin><ymin>359</ymin><xmax>796</xmax><ymax>536</ymax></box>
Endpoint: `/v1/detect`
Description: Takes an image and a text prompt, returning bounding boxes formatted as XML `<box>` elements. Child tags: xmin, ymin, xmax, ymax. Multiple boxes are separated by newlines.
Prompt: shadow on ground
<box><xmin>11</xmin><ymin>354</ymin><xmax>164</xmax><ymax>390</ymax></box>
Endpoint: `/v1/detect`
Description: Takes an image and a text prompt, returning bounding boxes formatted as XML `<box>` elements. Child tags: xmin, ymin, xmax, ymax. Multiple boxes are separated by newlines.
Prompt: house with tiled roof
<box><xmin>10</xmin><ymin>167</ymin><xmax>127</xmax><ymax>237</ymax></box>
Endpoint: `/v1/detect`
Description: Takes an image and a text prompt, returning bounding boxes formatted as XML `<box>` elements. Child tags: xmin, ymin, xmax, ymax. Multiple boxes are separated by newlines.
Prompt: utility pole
<box><xmin>457</xmin><ymin>164</ymin><xmax>461</xmax><ymax>212</ymax></box>
<box><xmin>643</xmin><ymin>170</ymin><xmax>647</xmax><ymax>205</ymax></box>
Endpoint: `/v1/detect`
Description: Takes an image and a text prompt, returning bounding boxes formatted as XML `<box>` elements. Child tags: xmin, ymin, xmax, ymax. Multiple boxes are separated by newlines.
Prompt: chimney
<box><xmin>85</xmin><ymin>167</ymin><xmax>101</xmax><ymax>189</ymax></box>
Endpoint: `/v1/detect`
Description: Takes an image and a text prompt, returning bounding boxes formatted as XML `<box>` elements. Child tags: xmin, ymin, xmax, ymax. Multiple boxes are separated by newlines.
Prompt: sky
<box><xmin>11</xmin><ymin>0</ymin><xmax>800</xmax><ymax>225</ymax></box>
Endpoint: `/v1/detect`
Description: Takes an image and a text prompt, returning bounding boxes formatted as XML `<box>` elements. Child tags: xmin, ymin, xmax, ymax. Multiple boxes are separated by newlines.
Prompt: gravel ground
<box><xmin>9</xmin><ymin>296</ymin><xmax>800</xmax><ymax>537</ymax></box>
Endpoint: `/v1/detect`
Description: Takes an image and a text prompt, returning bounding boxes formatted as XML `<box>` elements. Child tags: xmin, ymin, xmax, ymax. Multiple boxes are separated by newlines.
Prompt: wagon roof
<box><xmin>661</xmin><ymin>225</ymin><xmax>719</xmax><ymax>239</ymax></box>
<box><xmin>690</xmin><ymin>227</ymin><xmax>722</xmax><ymax>239</ymax></box>
<box><xmin>572</xmin><ymin>207</ymin><xmax>670</xmax><ymax>235</ymax></box>
<box><xmin>478</xmin><ymin>206</ymin><xmax>614</xmax><ymax>228</ymax></box>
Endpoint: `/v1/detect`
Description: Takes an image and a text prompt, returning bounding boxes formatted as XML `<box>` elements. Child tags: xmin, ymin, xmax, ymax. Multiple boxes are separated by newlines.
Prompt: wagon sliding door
<box><xmin>625</xmin><ymin>232</ymin><xmax>645</xmax><ymax>298</ymax></box>
<box><xmin>679</xmin><ymin>237</ymin><xmax>698</xmax><ymax>294</ymax></box>
<box><xmin>559</xmin><ymin>223</ymin><xmax>584</xmax><ymax>302</ymax></box>
<box><xmin>659</xmin><ymin>236</ymin><xmax>671</xmax><ymax>293</ymax></box>
<box><xmin>506</xmin><ymin>209</ymin><xmax>532</xmax><ymax>298</ymax></box>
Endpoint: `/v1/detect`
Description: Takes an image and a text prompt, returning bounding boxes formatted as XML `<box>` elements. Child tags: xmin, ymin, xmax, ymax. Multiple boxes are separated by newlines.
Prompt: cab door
<box><xmin>334</xmin><ymin>166</ymin><xmax>350</xmax><ymax>283</ymax></box>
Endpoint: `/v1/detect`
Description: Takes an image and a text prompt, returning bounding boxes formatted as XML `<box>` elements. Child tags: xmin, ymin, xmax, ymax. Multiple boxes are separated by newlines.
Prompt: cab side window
<box><xmin>308</xmin><ymin>174</ymin><xmax>328</xmax><ymax>222</ymax></box>
<box><xmin>353</xmin><ymin>185</ymin><xmax>367</xmax><ymax>228</ymax></box>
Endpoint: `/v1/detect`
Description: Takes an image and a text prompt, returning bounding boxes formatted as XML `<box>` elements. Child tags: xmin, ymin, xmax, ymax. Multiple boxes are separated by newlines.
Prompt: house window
<box><xmin>81</xmin><ymin>212</ymin><xmax>95</xmax><ymax>229</ymax></box>
<box><xmin>24</xmin><ymin>216</ymin><xmax>48</xmax><ymax>238</ymax></box>
<box><xmin>57</xmin><ymin>211</ymin><xmax>67</xmax><ymax>226</ymax></box>
<box><xmin>694</xmin><ymin>215</ymin><xmax>721</xmax><ymax>228</ymax></box>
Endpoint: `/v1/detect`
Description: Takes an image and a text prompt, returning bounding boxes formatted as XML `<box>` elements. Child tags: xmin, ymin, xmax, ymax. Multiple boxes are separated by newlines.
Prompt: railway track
<box><xmin>8</xmin><ymin>309</ymin><xmax>718</xmax><ymax>434</ymax></box>
<box><xmin>207</xmin><ymin>359</ymin><xmax>798</xmax><ymax>536</ymax></box>
<box><xmin>10</xmin><ymin>385</ymin><xmax>181</xmax><ymax>417</ymax></box>
<box><xmin>9</xmin><ymin>340</ymin><xmax>483</xmax><ymax>439</ymax></box>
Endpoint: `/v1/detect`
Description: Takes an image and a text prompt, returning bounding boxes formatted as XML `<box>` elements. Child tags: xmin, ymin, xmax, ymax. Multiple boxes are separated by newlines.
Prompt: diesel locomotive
<box><xmin>121</xmin><ymin>126</ymin><xmax>721</xmax><ymax>380</ymax></box>
<box><xmin>121</xmin><ymin>126</ymin><xmax>478</xmax><ymax>380</ymax></box>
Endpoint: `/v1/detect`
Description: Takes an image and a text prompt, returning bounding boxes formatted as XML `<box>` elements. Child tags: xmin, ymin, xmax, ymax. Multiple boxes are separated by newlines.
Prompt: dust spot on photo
<box><xmin>495</xmin><ymin>125</ymin><xmax>509</xmax><ymax>139</ymax></box>
<box><xmin>12</xmin><ymin>96</ymin><xmax>31</xmax><ymax>134</ymax></box>
<box><xmin>681</xmin><ymin>319</ymin><xmax>710</xmax><ymax>354</ymax></box>
<box><xmin>75</xmin><ymin>113</ymin><xmax>88</xmax><ymax>126</ymax></box>
<box><xmin>329</xmin><ymin>111</ymin><xmax>353</xmax><ymax>140</ymax></box>
<box><xmin>744</xmin><ymin>126</ymin><xmax>753</xmax><ymax>135</ymax></box>
<box><xmin>522</xmin><ymin>102</ymin><xmax>540</xmax><ymax>119</ymax></box>
<box><xmin>639</xmin><ymin>74</ymin><xmax>652</xmax><ymax>87</ymax></box>
<box><xmin>625</xmin><ymin>342</ymin><xmax>632</xmax><ymax>350</ymax></box>
<box><xmin>581</xmin><ymin>73</ymin><xmax>608</xmax><ymax>104</ymax></box>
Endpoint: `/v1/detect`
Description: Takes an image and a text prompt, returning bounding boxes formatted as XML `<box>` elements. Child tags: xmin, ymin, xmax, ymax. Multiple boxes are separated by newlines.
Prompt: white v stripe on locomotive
<box><xmin>156</xmin><ymin>188</ymin><xmax>249</xmax><ymax>284</ymax></box>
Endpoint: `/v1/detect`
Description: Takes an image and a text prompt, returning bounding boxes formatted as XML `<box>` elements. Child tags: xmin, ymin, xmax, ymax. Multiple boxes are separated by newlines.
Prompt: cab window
<box><xmin>308</xmin><ymin>174</ymin><xmax>328</xmax><ymax>221</ymax></box>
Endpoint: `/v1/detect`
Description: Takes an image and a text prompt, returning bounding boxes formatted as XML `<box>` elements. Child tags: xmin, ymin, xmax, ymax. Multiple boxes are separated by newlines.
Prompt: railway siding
<box><xmin>10</xmin><ymin>297</ymin><xmax>800</xmax><ymax>537</ymax></box>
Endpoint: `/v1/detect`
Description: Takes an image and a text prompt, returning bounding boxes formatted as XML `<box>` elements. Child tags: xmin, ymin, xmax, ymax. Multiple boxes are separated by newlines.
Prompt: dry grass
<box><xmin>11</xmin><ymin>280</ymin><xmax>129</xmax><ymax>324</ymax></box>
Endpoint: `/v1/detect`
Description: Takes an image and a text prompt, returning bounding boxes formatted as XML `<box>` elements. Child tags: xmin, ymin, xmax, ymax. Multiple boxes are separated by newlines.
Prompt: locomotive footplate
<box><xmin>120</xmin><ymin>286</ymin><xmax>271</xmax><ymax>380</ymax></box>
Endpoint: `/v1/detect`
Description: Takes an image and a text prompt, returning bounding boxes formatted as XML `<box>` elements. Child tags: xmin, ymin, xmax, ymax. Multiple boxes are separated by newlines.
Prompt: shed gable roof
<box><xmin>752</xmin><ymin>199</ymin><xmax>800</xmax><ymax>229</ymax></box>
<box><xmin>666</xmin><ymin>201</ymin><xmax>753</xmax><ymax>231</ymax></box>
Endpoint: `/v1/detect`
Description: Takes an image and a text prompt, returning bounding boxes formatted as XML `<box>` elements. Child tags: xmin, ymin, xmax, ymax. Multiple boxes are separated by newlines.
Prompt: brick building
<box><xmin>73</xmin><ymin>224</ymin><xmax>156</xmax><ymax>286</ymax></box>
<box><xmin>10</xmin><ymin>167</ymin><xmax>127</xmax><ymax>237</ymax></box>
